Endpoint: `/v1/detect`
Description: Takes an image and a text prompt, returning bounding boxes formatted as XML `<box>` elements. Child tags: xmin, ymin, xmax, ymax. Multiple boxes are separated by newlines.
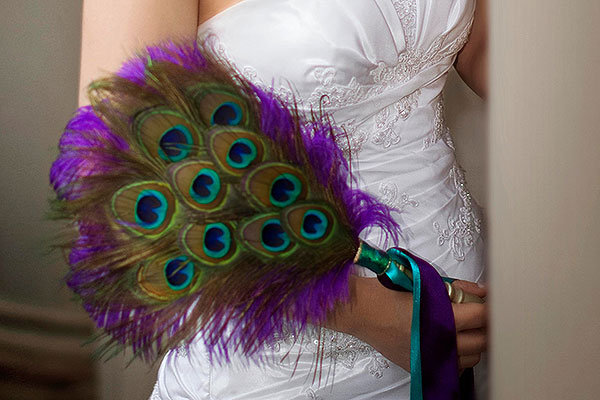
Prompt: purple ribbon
<box><xmin>404</xmin><ymin>249</ymin><xmax>475</xmax><ymax>400</ymax></box>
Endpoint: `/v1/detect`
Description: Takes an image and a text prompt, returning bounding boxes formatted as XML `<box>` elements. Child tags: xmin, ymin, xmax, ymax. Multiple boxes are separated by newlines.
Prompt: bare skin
<box><xmin>455</xmin><ymin>0</ymin><xmax>488</xmax><ymax>98</ymax></box>
<box><xmin>198</xmin><ymin>0</ymin><xmax>244</xmax><ymax>24</ymax></box>
<box><xmin>79</xmin><ymin>0</ymin><xmax>488</xmax><ymax>371</ymax></box>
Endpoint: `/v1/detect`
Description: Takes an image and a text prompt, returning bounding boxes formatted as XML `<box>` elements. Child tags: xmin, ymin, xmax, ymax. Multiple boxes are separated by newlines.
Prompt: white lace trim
<box><xmin>371</xmin><ymin>89</ymin><xmax>421</xmax><ymax>148</ymax></box>
<box><xmin>174</xmin><ymin>343</ymin><xmax>189</xmax><ymax>358</ymax></box>
<box><xmin>305</xmin><ymin>388</ymin><xmax>324</xmax><ymax>400</ymax></box>
<box><xmin>308</xmin><ymin>67</ymin><xmax>369</xmax><ymax>109</ymax></box>
<box><xmin>319</xmin><ymin>329</ymin><xmax>390</xmax><ymax>379</ymax></box>
<box><xmin>242</xmin><ymin>65</ymin><xmax>297</xmax><ymax>104</ymax></box>
<box><xmin>433</xmin><ymin>164</ymin><xmax>482</xmax><ymax>261</ymax></box>
<box><xmin>378</xmin><ymin>182</ymin><xmax>419</xmax><ymax>211</ymax></box>
<box><xmin>423</xmin><ymin>95</ymin><xmax>455</xmax><ymax>150</ymax></box>
<box><xmin>149</xmin><ymin>382</ymin><xmax>161</xmax><ymax>400</ymax></box>
<box><xmin>267</xmin><ymin>327</ymin><xmax>390</xmax><ymax>381</ymax></box>
<box><xmin>393</xmin><ymin>0</ymin><xmax>418</xmax><ymax>48</ymax></box>
<box><xmin>336</xmin><ymin>119</ymin><xmax>370</xmax><ymax>159</ymax></box>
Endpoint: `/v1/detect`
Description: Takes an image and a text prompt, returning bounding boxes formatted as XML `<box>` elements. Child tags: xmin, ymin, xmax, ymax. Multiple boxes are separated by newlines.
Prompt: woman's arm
<box><xmin>455</xmin><ymin>0</ymin><xmax>488</xmax><ymax>98</ymax></box>
<box><xmin>78</xmin><ymin>0</ymin><xmax>199</xmax><ymax>105</ymax></box>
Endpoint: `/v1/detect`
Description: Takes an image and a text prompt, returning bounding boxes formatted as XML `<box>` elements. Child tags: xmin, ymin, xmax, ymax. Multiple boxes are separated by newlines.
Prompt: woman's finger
<box><xmin>452</xmin><ymin>302</ymin><xmax>488</xmax><ymax>331</ymax></box>
<box><xmin>457</xmin><ymin>328</ymin><xmax>487</xmax><ymax>356</ymax></box>
<box><xmin>459</xmin><ymin>354</ymin><xmax>482</xmax><ymax>369</ymax></box>
<box><xmin>451</xmin><ymin>279</ymin><xmax>487</xmax><ymax>298</ymax></box>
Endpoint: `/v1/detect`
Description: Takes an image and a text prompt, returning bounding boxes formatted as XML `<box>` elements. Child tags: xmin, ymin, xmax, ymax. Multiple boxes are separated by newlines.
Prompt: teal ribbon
<box><xmin>355</xmin><ymin>243</ymin><xmax>424</xmax><ymax>400</ymax></box>
<box><xmin>388</xmin><ymin>248</ymin><xmax>423</xmax><ymax>400</ymax></box>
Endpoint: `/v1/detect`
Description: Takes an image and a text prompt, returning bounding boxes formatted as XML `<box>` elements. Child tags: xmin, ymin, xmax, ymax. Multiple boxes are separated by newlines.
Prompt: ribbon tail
<box><xmin>389</xmin><ymin>248</ymin><xmax>474</xmax><ymax>400</ymax></box>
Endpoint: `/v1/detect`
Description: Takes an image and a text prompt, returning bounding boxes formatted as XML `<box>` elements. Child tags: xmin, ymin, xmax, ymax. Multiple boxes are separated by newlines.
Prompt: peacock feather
<box><xmin>49</xmin><ymin>41</ymin><xmax>399</xmax><ymax>362</ymax></box>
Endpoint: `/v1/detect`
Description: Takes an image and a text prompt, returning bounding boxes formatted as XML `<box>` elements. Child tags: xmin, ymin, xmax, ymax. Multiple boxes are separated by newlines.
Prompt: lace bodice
<box><xmin>152</xmin><ymin>1</ymin><xmax>485</xmax><ymax>399</ymax></box>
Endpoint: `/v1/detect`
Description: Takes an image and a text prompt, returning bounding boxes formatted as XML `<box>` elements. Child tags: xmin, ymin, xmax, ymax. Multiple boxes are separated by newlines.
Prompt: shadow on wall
<box><xmin>0</xmin><ymin>300</ymin><xmax>95</xmax><ymax>400</ymax></box>
<box><xmin>444</xmin><ymin>69</ymin><xmax>488</xmax><ymax>207</ymax></box>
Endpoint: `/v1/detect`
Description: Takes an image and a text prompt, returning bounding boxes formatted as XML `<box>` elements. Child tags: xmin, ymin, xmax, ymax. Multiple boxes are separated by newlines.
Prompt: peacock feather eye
<box><xmin>137</xmin><ymin>254</ymin><xmax>202</xmax><ymax>301</ymax></box>
<box><xmin>190</xmin><ymin>168</ymin><xmax>221</xmax><ymax>204</ymax></box>
<box><xmin>180</xmin><ymin>222</ymin><xmax>238</xmax><ymax>265</ymax></box>
<box><xmin>203</xmin><ymin>223</ymin><xmax>232</xmax><ymax>259</ymax></box>
<box><xmin>134</xmin><ymin>108</ymin><xmax>201</xmax><ymax>163</ymax></box>
<box><xmin>135</xmin><ymin>189</ymin><xmax>168</xmax><ymax>229</ymax></box>
<box><xmin>189</xmin><ymin>84</ymin><xmax>252</xmax><ymax>128</ymax></box>
<box><xmin>111</xmin><ymin>181</ymin><xmax>177</xmax><ymax>237</ymax></box>
<box><xmin>300</xmin><ymin>209</ymin><xmax>329</xmax><ymax>240</ymax></box>
<box><xmin>260</xmin><ymin>219</ymin><xmax>290</xmax><ymax>252</ymax></box>
<box><xmin>281</xmin><ymin>204</ymin><xmax>337</xmax><ymax>246</ymax></box>
<box><xmin>239</xmin><ymin>213</ymin><xmax>297</xmax><ymax>257</ymax></box>
<box><xmin>211</xmin><ymin>102</ymin><xmax>243</xmax><ymax>126</ymax></box>
<box><xmin>226</xmin><ymin>138</ymin><xmax>257</xmax><ymax>169</ymax></box>
<box><xmin>243</xmin><ymin>163</ymin><xmax>308</xmax><ymax>208</ymax></box>
<box><xmin>158</xmin><ymin>124</ymin><xmax>194</xmax><ymax>162</ymax></box>
<box><xmin>208</xmin><ymin>127</ymin><xmax>265</xmax><ymax>176</ymax></box>
<box><xmin>270</xmin><ymin>173</ymin><xmax>302</xmax><ymax>208</ymax></box>
<box><xmin>169</xmin><ymin>161</ymin><xmax>227</xmax><ymax>211</ymax></box>
<box><xmin>163</xmin><ymin>256</ymin><xmax>195</xmax><ymax>291</ymax></box>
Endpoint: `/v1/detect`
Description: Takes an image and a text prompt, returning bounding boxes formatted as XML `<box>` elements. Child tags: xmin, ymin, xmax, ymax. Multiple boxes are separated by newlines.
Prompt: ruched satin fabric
<box><xmin>151</xmin><ymin>1</ymin><xmax>485</xmax><ymax>399</ymax></box>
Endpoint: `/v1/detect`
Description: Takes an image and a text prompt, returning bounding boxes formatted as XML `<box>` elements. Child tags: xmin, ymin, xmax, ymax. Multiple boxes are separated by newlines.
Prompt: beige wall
<box><xmin>489</xmin><ymin>1</ymin><xmax>600</xmax><ymax>399</ymax></box>
<box><xmin>0</xmin><ymin>0</ymin><xmax>82</xmax><ymax>309</ymax></box>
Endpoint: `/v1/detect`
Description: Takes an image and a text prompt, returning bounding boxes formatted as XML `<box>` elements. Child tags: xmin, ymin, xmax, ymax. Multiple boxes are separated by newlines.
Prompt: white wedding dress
<box><xmin>151</xmin><ymin>0</ymin><xmax>485</xmax><ymax>398</ymax></box>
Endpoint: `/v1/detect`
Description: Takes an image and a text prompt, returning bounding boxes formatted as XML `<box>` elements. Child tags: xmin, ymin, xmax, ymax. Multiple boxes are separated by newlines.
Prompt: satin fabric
<box><xmin>152</xmin><ymin>1</ymin><xmax>485</xmax><ymax>399</ymax></box>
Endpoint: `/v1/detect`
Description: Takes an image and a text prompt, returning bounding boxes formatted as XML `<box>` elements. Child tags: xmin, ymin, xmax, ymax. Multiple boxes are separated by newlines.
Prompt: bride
<box><xmin>79</xmin><ymin>1</ymin><xmax>488</xmax><ymax>398</ymax></box>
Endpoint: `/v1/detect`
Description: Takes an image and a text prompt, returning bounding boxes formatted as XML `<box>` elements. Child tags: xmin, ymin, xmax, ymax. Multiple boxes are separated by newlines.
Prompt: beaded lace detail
<box><xmin>317</xmin><ymin>328</ymin><xmax>390</xmax><ymax>379</ymax></box>
<box><xmin>149</xmin><ymin>382</ymin><xmax>161</xmax><ymax>400</ymax></box>
<box><xmin>371</xmin><ymin>90</ymin><xmax>421</xmax><ymax>148</ymax></box>
<box><xmin>433</xmin><ymin>164</ymin><xmax>482</xmax><ymax>261</ymax></box>
<box><xmin>336</xmin><ymin>119</ymin><xmax>370</xmax><ymax>159</ymax></box>
<box><xmin>424</xmin><ymin>95</ymin><xmax>455</xmax><ymax>150</ymax></box>
<box><xmin>267</xmin><ymin>327</ymin><xmax>391</xmax><ymax>381</ymax></box>
<box><xmin>309</xmin><ymin>16</ymin><xmax>472</xmax><ymax>108</ymax></box>
<box><xmin>393</xmin><ymin>0</ymin><xmax>418</xmax><ymax>48</ymax></box>
<box><xmin>369</xmin><ymin>16</ymin><xmax>472</xmax><ymax>91</ymax></box>
<box><xmin>308</xmin><ymin>67</ymin><xmax>367</xmax><ymax>108</ymax></box>
<box><xmin>311</xmin><ymin>19</ymin><xmax>472</xmax><ymax>153</ymax></box>
<box><xmin>174</xmin><ymin>343</ymin><xmax>189</xmax><ymax>358</ymax></box>
<box><xmin>305</xmin><ymin>388</ymin><xmax>324</xmax><ymax>400</ymax></box>
<box><xmin>242</xmin><ymin>65</ymin><xmax>297</xmax><ymax>104</ymax></box>
<box><xmin>378</xmin><ymin>182</ymin><xmax>419</xmax><ymax>211</ymax></box>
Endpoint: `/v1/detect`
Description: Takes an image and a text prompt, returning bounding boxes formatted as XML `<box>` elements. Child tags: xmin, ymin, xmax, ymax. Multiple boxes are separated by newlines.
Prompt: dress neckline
<box><xmin>197</xmin><ymin>0</ymin><xmax>254</xmax><ymax>33</ymax></box>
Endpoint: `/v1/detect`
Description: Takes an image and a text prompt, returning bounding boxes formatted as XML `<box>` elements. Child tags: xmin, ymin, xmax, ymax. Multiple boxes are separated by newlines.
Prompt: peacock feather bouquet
<box><xmin>50</xmin><ymin>41</ymin><xmax>400</xmax><ymax>362</ymax></box>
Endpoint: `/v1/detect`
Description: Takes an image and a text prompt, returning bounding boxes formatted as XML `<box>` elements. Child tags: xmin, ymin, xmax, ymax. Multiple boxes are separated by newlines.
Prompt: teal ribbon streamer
<box><xmin>388</xmin><ymin>248</ymin><xmax>423</xmax><ymax>400</ymax></box>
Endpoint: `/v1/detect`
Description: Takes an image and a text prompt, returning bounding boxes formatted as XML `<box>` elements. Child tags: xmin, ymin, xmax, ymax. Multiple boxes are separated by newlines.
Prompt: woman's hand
<box><xmin>451</xmin><ymin>280</ymin><xmax>488</xmax><ymax>370</ymax></box>
<box><xmin>326</xmin><ymin>276</ymin><xmax>487</xmax><ymax>372</ymax></box>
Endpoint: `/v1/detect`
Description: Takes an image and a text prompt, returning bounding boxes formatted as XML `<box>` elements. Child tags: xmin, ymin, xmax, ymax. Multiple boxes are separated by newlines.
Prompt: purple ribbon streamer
<box><xmin>405</xmin><ymin>250</ymin><xmax>475</xmax><ymax>400</ymax></box>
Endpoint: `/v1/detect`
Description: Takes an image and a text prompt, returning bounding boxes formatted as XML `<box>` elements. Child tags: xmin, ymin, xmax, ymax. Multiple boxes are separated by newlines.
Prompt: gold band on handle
<box><xmin>380</xmin><ymin>259</ymin><xmax>393</xmax><ymax>275</ymax></box>
<box><xmin>353</xmin><ymin>244</ymin><xmax>363</xmax><ymax>264</ymax></box>
<box><xmin>444</xmin><ymin>282</ymin><xmax>485</xmax><ymax>304</ymax></box>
